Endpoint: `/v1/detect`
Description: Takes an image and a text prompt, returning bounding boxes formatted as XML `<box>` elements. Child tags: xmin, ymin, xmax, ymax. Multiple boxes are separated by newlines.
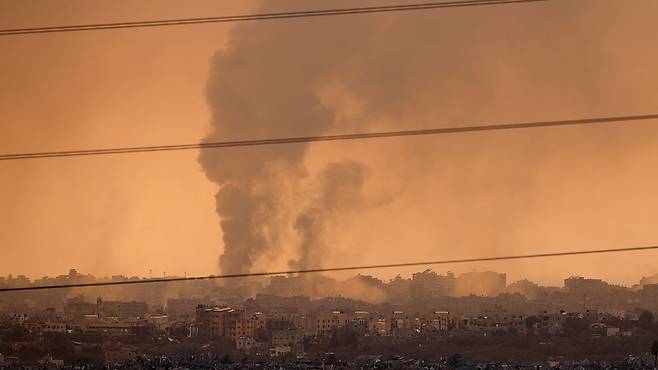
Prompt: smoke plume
<box><xmin>200</xmin><ymin>0</ymin><xmax>658</xmax><ymax>284</ymax></box>
<box><xmin>289</xmin><ymin>160</ymin><xmax>367</xmax><ymax>270</ymax></box>
<box><xmin>199</xmin><ymin>0</ymin><xmax>378</xmax><ymax>275</ymax></box>
<box><xmin>198</xmin><ymin>7</ymin><xmax>339</xmax><ymax>274</ymax></box>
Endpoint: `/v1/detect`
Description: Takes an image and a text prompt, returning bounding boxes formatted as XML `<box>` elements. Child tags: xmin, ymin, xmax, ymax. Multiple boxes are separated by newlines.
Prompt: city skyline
<box><xmin>3</xmin><ymin>266</ymin><xmax>658</xmax><ymax>292</ymax></box>
<box><xmin>2</xmin><ymin>0</ymin><xmax>658</xmax><ymax>366</ymax></box>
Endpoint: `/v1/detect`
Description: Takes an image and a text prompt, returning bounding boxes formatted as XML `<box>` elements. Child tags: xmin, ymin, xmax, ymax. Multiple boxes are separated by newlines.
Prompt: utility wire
<box><xmin>1</xmin><ymin>113</ymin><xmax>657</xmax><ymax>161</ymax></box>
<box><xmin>0</xmin><ymin>0</ymin><xmax>549</xmax><ymax>36</ymax></box>
<box><xmin>1</xmin><ymin>245</ymin><xmax>657</xmax><ymax>292</ymax></box>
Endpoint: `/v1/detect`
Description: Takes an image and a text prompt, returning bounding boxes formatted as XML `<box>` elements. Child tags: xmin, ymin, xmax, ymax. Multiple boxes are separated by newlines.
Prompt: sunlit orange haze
<box><xmin>1</xmin><ymin>0</ymin><xmax>658</xmax><ymax>287</ymax></box>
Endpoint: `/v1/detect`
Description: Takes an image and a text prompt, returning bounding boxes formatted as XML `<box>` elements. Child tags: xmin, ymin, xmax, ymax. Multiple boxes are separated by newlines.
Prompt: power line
<box><xmin>1</xmin><ymin>245</ymin><xmax>656</xmax><ymax>292</ymax></box>
<box><xmin>0</xmin><ymin>0</ymin><xmax>549</xmax><ymax>36</ymax></box>
<box><xmin>1</xmin><ymin>113</ymin><xmax>657</xmax><ymax>161</ymax></box>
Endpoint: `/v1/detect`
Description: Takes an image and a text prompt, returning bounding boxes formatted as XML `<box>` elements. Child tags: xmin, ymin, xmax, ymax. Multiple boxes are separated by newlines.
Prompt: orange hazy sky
<box><xmin>1</xmin><ymin>0</ymin><xmax>658</xmax><ymax>286</ymax></box>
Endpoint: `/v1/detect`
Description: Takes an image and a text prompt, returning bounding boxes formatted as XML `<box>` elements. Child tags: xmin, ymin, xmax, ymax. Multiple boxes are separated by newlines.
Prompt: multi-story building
<box><xmin>98</xmin><ymin>297</ymin><xmax>148</xmax><ymax>318</ymax></box>
<box><xmin>347</xmin><ymin>311</ymin><xmax>372</xmax><ymax>336</ymax></box>
<box><xmin>368</xmin><ymin>317</ymin><xmax>389</xmax><ymax>335</ymax></box>
<box><xmin>387</xmin><ymin>276</ymin><xmax>412</xmax><ymax>301</ymax></box>
<box><xmin>411</xmin><ymin>270</ymin><xmax>456</xmax><ymax>299</ymax></box>
<box><xmin>225</xmin><ymin>310</ymin><xmax>247</xmax><ymax>340</ymax></box>
<box><xmin>195</xmin><ymin>305</ymin><xmax>232</xmax><ymax>338</ymax></box>
<box><xmin>195</xmin><ymin>305</ymin><xmax>248</xmax><ymax>341</ymax></box>
<box><xmin>455</xmin><ymin>271</ymin><xmax>507</xmax><ymax>296</ymax></box>
<box><xmin>271</xmin><ymin>328</ymin><xmax>304</xmax><ymax>356</ymax></box>
<box><xmin>564</xmin><ymin>276</ymin><xmax>608</xmax><ymax>293</ymax></box>
<box><xmin>245</xmin><ymin>311</ymin><xmax>267</xmax><ymax>337</ymax></box>
<box><xmin>64</xmin><ymin>297</ymin><xmax>97</xmax><ymax>322</ymax></box>
<box><xmin>458</xmin><ymin>307</ymin><xmax>525</xmax><ymax>335</ymax></box>
<box><xmin>64</xmin><ymin>296</ymin><xmax>149</xmax><ymax>322</ymax></box>
<box><xmin>291</xmin><ymin>313</ymin><xmax>315</xmax><ymax>337</ymax></box>
<box><xmin>314</xmin><ymin>311</ymin><xmax>350</xmax><ymax>337</ymax></box>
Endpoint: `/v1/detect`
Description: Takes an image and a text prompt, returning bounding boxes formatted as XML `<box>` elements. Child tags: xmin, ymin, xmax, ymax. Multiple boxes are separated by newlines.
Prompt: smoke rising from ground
<box><xmin>289</xmin><ymin>161</ymin><xmax>367</xmax><ymax>270</ymax></box>
<box><xmin>199</xmin><ymin>15</ymin><xmax>336</xmax><ymax>274</ymax></box>
<box><xmin>200</xmin><ymin>0</ymin><xmax>658</xmax><ymax>283</ymax></box>
<box><xmin>198</xmin><ymin>0</ymin><xmax>376</xmax><ymax>275</ymax></box>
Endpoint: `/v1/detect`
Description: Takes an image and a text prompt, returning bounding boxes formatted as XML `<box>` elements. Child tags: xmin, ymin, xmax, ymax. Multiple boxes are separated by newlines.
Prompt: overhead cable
<box><xmin>0</xmin><ymin>0</ymin><xmax>549</xmax><ymax>36</ymax></box>
<box><xmin>1</xmin><ymin>113</ymin><xmax>657</xmax><ymax>161</ymax></box>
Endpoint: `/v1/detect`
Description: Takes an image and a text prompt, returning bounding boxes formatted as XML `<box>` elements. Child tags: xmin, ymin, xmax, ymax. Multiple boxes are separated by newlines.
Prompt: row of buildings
<box><xmin>1</xmin><ymin>289</ymin><xmax>654</xmax><ymax>362</ymax></box>
<box><xmin>194</xmin><ymin>305</ymin><xmax>454</xmax><ymax>356</ymax></box>
<box><xmin>192</xmin><ymin>302</ymin><xmax>647</xmax><ymax>357</ymax></box>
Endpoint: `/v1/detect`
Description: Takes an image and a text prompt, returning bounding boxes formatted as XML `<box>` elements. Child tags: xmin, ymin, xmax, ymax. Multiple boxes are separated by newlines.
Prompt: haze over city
<box><xmin>3</xmin><ymin>0</ymin><xmax>658</xmax><ymax>287</ymax></box>
<box><xmin>2</xmin><ymin>0</ymin><xmax>658</xmax><ymax>368</ymax></box>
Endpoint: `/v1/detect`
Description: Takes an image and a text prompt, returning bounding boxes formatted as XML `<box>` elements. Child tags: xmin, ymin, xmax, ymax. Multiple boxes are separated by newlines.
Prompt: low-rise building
<box><xmin>368</xmin><ymin>317</ymin><xmax>389</xmax><ymax>335</ymax></box>
<box><xmin>430</xmin><ymin>311</ymin><xmax>450</xmax><ymax>332</ymax></box>
<box><xmin>459</xmin><ymin>308</ymin><xmax>525</xmax><ymax>335</ymax></box>
<box><xmin>81</xmin><ymin>315</ymin><xmax>133</xmax><ymax>335</ymax></box>
<box><xmin>538</xmin><ymin>310</ymin><xmax>565</xmax><ymax>335</ymax></box>
<box><xmin>390</xmin><ymin>311</ymin><xmax>413</xmax><ymax>336</ymax></box>
<box><xmin>42</xmin><ymin>321</ymin><xmax>66</xmax><ymax>333</ymax></box>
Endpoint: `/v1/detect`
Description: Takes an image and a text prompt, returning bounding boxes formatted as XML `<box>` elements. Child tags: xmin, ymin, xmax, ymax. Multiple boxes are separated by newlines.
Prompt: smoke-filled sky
<box><xmin>1</xmin><ymin>0</ymin><xmax>658</xmax><ymax>287</ymax></box>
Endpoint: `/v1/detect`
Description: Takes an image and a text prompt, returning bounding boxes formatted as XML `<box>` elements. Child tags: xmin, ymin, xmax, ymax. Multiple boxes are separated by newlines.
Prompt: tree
<box><xmin>651</xmin><ymin>340</ymin><xmax>658</xmax><ymax>370</ymax></box>
<box><xmin>639</xmin><ymin>311</ymin><xmax>655</xmax><ymax>329</ymax></box>
<box><xmin>564</xmin><ymin>317</ymin><xmax>589</xmax><ymax>337</ymax></box>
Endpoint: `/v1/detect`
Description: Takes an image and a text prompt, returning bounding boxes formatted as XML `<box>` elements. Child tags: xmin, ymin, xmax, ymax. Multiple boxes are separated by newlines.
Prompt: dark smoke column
<box><xmin>198</xmin><ymin>6</ymin><xmax>345</xmax><ymax>275</ymax></box>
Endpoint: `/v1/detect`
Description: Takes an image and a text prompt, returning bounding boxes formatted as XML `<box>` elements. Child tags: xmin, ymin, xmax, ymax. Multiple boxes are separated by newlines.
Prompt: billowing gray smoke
<box><xmin>289</xmin><ymin>160</ymin><xmax>367</xmax><ymax>270</ymax></box>
<box><xmin>198</xmin><ymin>1</ymin><xmax>373</xmax><ymax>274</ymax></box>
<box><xmin>200</xmin><ymin>0</ymin><xmax>658</xmax><ymax>281</ymax></box>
